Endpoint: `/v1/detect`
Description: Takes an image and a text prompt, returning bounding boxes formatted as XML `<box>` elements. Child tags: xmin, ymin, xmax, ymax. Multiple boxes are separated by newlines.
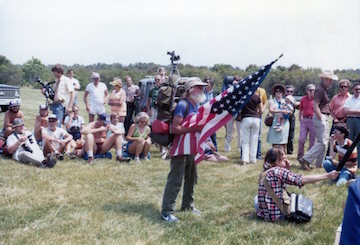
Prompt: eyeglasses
<box><xmin>49</xmin><ymin>120</ymin><xmax>57</xmax><ymax>123</ymax></box>
<box><xmin>286</xmin><ymin>90</ymin><xmax>294</xmax><ymax>93</ymax></box>
<box><xmin>275</xmin><ymin>90</ymin><xmax>282</xmax><ymax>93</ymax></box>
<box><xmin>340</xmin><ymin>85</ymin><xmax>348</xmax><ymax>88</ymax></box>
<box><xmin>308</xmin><ymin>89</ymin><xmax>315</xmax><ymax>92</ymax></box>
<box><xmin>355</xmin><ymin>88</ymin><xmax>360</xmax><ymax>92</ymax></box>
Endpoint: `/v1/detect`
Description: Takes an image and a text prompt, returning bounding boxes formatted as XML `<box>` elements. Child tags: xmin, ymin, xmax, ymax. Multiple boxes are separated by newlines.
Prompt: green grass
<box><xmin>0</xmin><ymin>87</ymin><xmax>351</xmax><ymax>244</ymax></box>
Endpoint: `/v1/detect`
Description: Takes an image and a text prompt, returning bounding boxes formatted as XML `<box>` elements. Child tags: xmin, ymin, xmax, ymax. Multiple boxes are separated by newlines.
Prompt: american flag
<box><xmin>170</xmin><ymin>55</ymin><xmax>283</xmax><ymax>163</ymax></box>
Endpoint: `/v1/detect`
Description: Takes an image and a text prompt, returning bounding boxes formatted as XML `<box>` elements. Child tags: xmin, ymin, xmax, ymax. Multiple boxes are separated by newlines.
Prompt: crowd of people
<box><xmin>1</xmin><ymin>64</ymin><xmax>359</xmax><ymax>225</ymax></box>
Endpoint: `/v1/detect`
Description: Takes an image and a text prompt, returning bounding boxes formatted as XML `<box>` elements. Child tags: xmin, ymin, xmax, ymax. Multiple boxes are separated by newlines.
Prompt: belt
<box><xmin>303</xmin><ymin>116</ymin><xmax>313</xmax><ymax>119</ymax></box>
<box><xmin>52</xmin><ymin>100</ymin><xmax>64</xmax><ymax>104</ymax></box>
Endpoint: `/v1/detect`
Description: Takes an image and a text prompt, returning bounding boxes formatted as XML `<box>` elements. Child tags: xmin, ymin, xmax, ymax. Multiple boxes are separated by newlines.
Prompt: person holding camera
<box><xmin>256</xmin><ymin>147</ymin><xmax>339</xmax><ymax>222</ymax></box>
<box><xmin>64</xmin><ymin>105</ymin><xmax>85</xmax><ymax>150</ymax></box>
<box><xmin>42</xmin><ymin>114</ymin><xmax>75</xmax><ymax>159</ymax></box>
<box><xmin>6</xmin><ymin>118</ymin><xmax>55</xmax><ymax>168</ymax></box>
<box><xmin>50</xmin><ymin>64</ymin><xmax>75</xmax><ymax>128</ymax></box>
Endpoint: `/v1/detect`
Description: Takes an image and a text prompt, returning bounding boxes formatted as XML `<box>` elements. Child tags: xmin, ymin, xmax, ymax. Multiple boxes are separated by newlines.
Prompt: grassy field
<box><xmin>0</xmin><ymin>87</ymin><xmax>351</xmax><ymax>244</ymax></box>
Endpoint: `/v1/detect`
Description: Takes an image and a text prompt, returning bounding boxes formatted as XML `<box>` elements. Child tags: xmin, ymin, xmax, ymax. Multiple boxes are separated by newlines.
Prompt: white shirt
<box><xmin>69</xmin><ymin>77</ymin><xmax>80</xmax><ymax>91</ymax></box>
<box><xmin>6</xmin><ymin>131</ymin><xmax>36</xmax><ymax>161</ymax></box>
<box><xmin>107</xmin><ymin>122</ymin><xmax>125</xmax><ymax>138</ymax></box>
<box><xmin>343</xmin><ymin>95</ymin><xmax>360</xmax><ymax>116</ymax></box>
<box><xmin>85</xmin><ymin>82</ymin><xmax>107</xmax><ymax>105</ymax></box>
<box><xmin>64</xmin><ymin>115</ymin><xmax>85</xmax><ymax>128</ymax></box>
<box><xmin>56</xmin><ymin>75</ymin><xmax>74</xmax><ymax>109</ymax></box>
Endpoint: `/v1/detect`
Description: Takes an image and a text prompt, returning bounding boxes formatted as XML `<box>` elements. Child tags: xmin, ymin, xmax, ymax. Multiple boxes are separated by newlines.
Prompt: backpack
<box><xmin>150</xmin><ymin>99</ymin><xmax>190</xmax><ymax>147</ymax></box>
<box><xmin>156</xmin><ymin>76</ymin><xmax>190</xmax><ymax>123</ymax></box>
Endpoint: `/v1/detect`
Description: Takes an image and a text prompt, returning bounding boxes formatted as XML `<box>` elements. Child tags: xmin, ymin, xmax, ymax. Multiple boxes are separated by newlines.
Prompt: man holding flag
<box><xmin>160</xmin><ymin>56</ymin><xmax>282</xmax><ymax>222</ymax></box>
<box><xmin>161</xmin><ymin>77</ymin><xmax>208</xmax><ymax>223</ymax></box>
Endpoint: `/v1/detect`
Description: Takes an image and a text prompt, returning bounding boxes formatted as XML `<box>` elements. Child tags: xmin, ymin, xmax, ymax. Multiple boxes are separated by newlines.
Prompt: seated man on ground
<box><xmin>42</xmin><ymin>114</ymin><xmax>75</xmax><ymax>160</ymax></box>
<box><xmin>3</xmin><ymin>100</ymin><xmax>24</xmax><ymax>138</ymax></box>
<box><xmin>323</xmin><ymin>125</ymin><xmax>357</xmax><ymax>186</ymax></box>
<box><xmin>125</xmin><ymin>112</ymin><xmax>151</xmax><ymax>162</ymax></box>
<box><xmin>64</xmin><ymin>105</ymin><xmax>85</xmax><ymax>152</ymax></box>
<box><xmin>82</xmin><ymin>113</ymin><xmax>127</xmax><ymax>164</ymax></box>
<box><xmin>6</xmin><ymin>118</ymin><xmax>56</xmax><ymax>168</ymax></box>
<box><xmin>33</xmin><ymin>104</ymin><xmax>49</xmax><ymax>146</ymax></box>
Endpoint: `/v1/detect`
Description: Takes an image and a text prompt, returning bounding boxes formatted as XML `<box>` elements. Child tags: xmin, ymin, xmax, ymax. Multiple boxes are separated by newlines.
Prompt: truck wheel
<box><xmin>1</xmin><ymin>105</ymin><xmax>9</xmax><ymax>112</ymax></box>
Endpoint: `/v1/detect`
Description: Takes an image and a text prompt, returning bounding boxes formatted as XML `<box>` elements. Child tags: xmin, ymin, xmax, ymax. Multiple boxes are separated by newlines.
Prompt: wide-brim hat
<box><xmin>110</xmin><ymin>78</ymin><xmax>122</xmax><ymax>87</ymax></box>
<box><xmin>271</xmin><ymin>84</ymin><xmax>286</xmax><ymax>95</ymax></box>
<box><xmin>12</xmin><ymin>118</ymin><xmax>24</xmax><ymax>128</ymax></box>
<box><xmin>318</xmin><ymin>70</ymin><xmax>338</xmax><ymax>81</ymax></box>
<box><xmin>185</xmin><ymin>77</ymin><xmax>208</xmax><ymax>92</ymax></box>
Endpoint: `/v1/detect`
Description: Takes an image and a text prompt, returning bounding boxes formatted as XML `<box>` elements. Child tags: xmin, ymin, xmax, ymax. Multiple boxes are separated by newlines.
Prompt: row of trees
<box><xmin>1</xmin><ymin>55</ymin><xmax>360</xmax><ymax>97</ymax></box>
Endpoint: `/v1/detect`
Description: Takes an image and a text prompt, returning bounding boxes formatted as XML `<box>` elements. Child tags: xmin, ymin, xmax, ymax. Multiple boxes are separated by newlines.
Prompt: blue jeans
<box><xmin>257</xmin><ymin>116</ymin><xmax>262</xmax><ymax>159</ymax></box>
<box><xmin>323</xmin><ymin>159</ymin><xmax>352</xmax><ymax>186</ymax></box>
<box><xmin>50</xmin><ymin>103</ymin><xmax>65</xmax><ymax>128</ymax></box>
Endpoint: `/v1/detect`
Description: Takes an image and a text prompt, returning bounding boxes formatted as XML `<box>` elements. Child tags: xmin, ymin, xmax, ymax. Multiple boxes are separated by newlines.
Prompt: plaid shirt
<box><xmin>257</xmin><ymin>165</ymin><xmax>303</xmax><ymax>222</ymax></box>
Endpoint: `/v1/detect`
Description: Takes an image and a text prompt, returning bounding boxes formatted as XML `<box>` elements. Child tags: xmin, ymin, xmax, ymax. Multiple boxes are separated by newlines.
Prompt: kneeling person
<box><xmin>82</xmin><ymin>113</ymin><xmax>125</xmax><ymax>164</ymax></box>
<box><xmin>42</xmin><ymin>114</ymin><xmax>75</xmax><ymax>159</ymax></box>
<box><xmin>6</xmin><ymin>118</ymin><xmax>55</xmax><ymax>168</ymax></box>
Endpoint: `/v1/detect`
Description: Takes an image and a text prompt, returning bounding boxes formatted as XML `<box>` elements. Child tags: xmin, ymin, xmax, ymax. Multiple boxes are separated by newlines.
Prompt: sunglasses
<box><xmin>275</xmin><ymin>90</ymin><xmax>282</xmax><ymax>93</ymax></box>
<box><xmin>48</xmin><ymin>120</ymin><xmax>57</xmax><ymax>123</ymax></box>
<box><xmin>155</xmin><ymin>79</ymin><xmax>160</xmax><ymax>81</ymax></box>
<box><xmin>308</xmin><ymin>89</ymin><xmax>315</xmax><ymax>92</ymax></box>
<box><xmin>286</xmin><ymin>90</ymin><xmax>294</xmax><ymax>93</ymax></box>
<box><xmin>340</xmin><ymin>85</ymin><xmax>348</xmax><ymax>88</ymax></box>
<box><xmin>355</xmin><ymin>88</ymin><xmax>360</xmax><ymax>91</ymax></box>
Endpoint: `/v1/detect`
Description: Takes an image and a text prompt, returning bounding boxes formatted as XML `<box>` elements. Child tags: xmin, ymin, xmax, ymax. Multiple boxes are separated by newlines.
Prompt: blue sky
<box><xmin>0</xmin><ymin>0</ymin><xmax>359</xmax><ymax>69</ymax></box>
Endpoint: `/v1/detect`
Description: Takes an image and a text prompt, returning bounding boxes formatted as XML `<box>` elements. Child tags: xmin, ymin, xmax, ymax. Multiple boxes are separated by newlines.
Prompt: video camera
<box><xmin>167</xmin><ymin>50</ymin><xmax>181</xmax><ymax>76</ymax></box>
<box><xmin>34</xmin><ymin>77</ymin><xmax>55</xmax><ymax>102</ymax></box>
<box><xmin>167</xmin><ymin>50</ymin><xmax>180</xmax><ymax>65</ymax></box>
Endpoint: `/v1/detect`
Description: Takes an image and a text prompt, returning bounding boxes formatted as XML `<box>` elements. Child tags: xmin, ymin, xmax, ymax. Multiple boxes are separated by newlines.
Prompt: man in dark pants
<box><xmin>286</xmin><ymin>85</ymin><xmax>297</xmax><ymax>154</ymax></box>
<box><xmin>161</xmin><ymin>77</ymin><xmax>207</xmax><ymax>223</ymax></box>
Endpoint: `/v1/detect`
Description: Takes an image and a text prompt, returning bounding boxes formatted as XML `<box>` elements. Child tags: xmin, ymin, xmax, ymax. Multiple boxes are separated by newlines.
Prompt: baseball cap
<box><xmin>39</xmin><ymin>104</ymin><xmax>48</xmax><ymax>110</ymax></box>
<box><xmin>48</xmin><ymin>114</ymin><xmax>58</xmax><ymax>121</ymax></box>
<box><xmin>91</xmin><ymin>72</ymin><xmax>100</xmax><ymax>79</ymax></box>
<box><xmin>9</xmin><ymin>99</ymin><xmax>20</xmax><ymax>107</ymax></box>
<box><xmin>98</xmin><ymin>113</ymin><xmax>110</xmax><ymax>124</ymax></box>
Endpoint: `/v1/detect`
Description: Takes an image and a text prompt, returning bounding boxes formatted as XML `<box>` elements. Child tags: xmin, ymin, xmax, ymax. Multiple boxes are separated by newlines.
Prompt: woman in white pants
<box><xmin>240</xmin><ymin>93</ymin><xmax>263</xmax><ymax>164</ymax></box>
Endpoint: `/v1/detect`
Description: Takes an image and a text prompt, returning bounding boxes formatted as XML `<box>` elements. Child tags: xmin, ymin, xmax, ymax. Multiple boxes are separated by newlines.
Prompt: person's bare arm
<box><xmin>258</xmin><ymin>102</ymin><xmax>264</xmax><ymax>114</ymax></box>
<box><xmin>81</xmin><ymin>123</ymin><xmax>106</xmax><ymax>135</ymax></box>
<box><xmin>3</xmin><ymin>112</ymin><xmax>11</xmax><ymax>128</ymax></box>
<box><xmin>343</xmin><ymin>107</ymin><xmax>360</xmax><ymax>116</ymax></box>
<box><xmin>302</xmin><ymin>171</ymin><xmax>339</xmax><ymax>185</ymax></box>
<box><xmin>83</xmin><ymin>91</ymin><xmax>89</xmax><ymax>112</ymax></box>
<box><xmin>7</xmin><ymin>135</ymin><xmax>27</xmax><ymax>154</ymax></box>
<box><xmin>298</xmin><ymin>108</ymin><xmax>303</xmax><ymax>121</ymax></box>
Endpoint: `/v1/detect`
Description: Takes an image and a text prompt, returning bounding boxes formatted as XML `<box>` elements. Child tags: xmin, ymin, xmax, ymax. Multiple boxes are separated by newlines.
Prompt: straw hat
<box><xmin>110</xmin><ymin>78</ymin><xmax>123</xmax><ymax>87</ymax></box>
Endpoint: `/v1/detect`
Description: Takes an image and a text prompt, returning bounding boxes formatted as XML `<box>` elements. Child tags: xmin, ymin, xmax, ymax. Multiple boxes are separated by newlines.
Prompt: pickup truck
<box><xmin>0</xmin><ymin>84</ymin><xmax>21</xmax><ymax>112</ymax></box>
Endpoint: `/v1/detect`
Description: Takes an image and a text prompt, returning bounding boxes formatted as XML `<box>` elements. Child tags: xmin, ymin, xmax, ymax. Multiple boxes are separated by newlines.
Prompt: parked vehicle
<box><xmin>0</xmin><ymin>84</ymin><xmax>20</xmax><ymax>112</ymax></box>
<box><xmin>135</xmin><ymin>76</ymin><xmax>155</xmax><ymax>112</ymax></box>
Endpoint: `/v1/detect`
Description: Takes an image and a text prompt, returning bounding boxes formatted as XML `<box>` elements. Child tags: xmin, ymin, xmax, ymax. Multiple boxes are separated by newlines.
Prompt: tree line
<box><xmin>1</xmin><ymin>55</ymin><xmax>360</xmax><ymax>97</ymax></box>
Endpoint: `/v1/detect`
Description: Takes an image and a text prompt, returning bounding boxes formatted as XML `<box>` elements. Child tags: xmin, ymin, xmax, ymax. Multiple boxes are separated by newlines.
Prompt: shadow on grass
<box><xmin>102</xmin><ymin>202</ymin><xmax>160</xmax><ymax>224</ymax></box>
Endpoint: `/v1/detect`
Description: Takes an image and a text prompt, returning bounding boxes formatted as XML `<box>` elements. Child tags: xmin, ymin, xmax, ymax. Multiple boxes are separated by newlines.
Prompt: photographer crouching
<box><xmin>6</xmin><ymin>118</ymin><xmax>56</xmax><ymax>168</ymax></box>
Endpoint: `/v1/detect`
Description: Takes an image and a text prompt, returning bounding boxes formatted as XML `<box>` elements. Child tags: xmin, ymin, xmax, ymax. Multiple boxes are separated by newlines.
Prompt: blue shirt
<box><xmin>173</xmin><ymin>99</ymin><xmax>198</xmax><ymax>118</ymax></box>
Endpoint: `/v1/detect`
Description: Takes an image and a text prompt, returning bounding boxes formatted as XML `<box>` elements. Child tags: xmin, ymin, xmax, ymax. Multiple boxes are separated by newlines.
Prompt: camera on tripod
<box><xmin>34</xmin><ymin>77</ymin><xmax>55</xmax><ymax>102</ymax></box>
<box><xmin>167</xmin><ymin>51</ymin><xmax>180</xmax><ymax>64</ymax></box>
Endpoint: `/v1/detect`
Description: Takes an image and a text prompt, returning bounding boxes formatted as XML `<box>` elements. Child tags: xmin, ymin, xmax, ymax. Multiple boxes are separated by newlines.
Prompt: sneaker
<box><xmin>66</xmin><ymin>152</ymin><xmax>76</xmax><ymax>159</ymax></box>
<box><xmin>181</xmin><ymin>207</ymin><xmax>201</xmax><ymax>216</ymax></box>
<box><xmin>56</xmin><ymin>153</ymin><xmax>64</xmax><ymax>161</ymax></box>
<box><xmin>43</xmin><ymin>153</ymin><xmax>57</xmax><ymax>168</ymax></box>
<box><xmin>161</xmin><ymin>214</ymin><xmax>179</xmax><ymax>223</ymax></box>
<box><xmin>144</xmin><ymin>156</ymin><xmax>150</xmax><ymax>161</ymax></box>
<box><xmin>134</xmin><ymin>157</ymin><xmax>140</xmax><ymax>163</ymax></box>
<box><xmin>161</xmin><ymin>149</ymin><xmax>168</xmax><ymax>160</ymax></box>
<box><xmin>298</xmin><ymin>157</ymin><xmax>312</xmax><ymax>171</ymax></box>
<box><xmin>116</xmin><ymin>156</ymin><xmax>131</xmax><ymax>162</ymax></box>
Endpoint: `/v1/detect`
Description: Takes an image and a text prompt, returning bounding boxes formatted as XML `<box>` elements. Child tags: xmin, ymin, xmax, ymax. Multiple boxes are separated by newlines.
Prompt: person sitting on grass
<box><xmin>256</xmin><ymin>147</ymin><xmax>339</xmax><ymax>222</ymax></box>
<box><xmin>33</xmin><ymin>104</ymin><xmax>49</xmax><ymax>146</ymax></box>
<box><xmin>2</xmin><ymin>100</ymin><xmax>25</xmax><ymax>138</ymax></box>
<box><xmin>106</xmin><ymin>114</ymin><xmax>130</xmax><ymax>162</ymax></box>
<box><xmin>82</xmin><ymin>113</ymin><xmax>128</xmax><ymax>164</ymax></box>
<box><xmin>64</xmin><ymin>105</ymin><xmax>85</xmax><ymax>152</ymax></box>
<box><xmin>6</xmin><ymin>118</ymin><xmax>56</xmax><ymax>168</ymax></box>
<box><xmin>42</xmin><ymin>114</ymin><xmax>75</xmax><ymax>160</ymax></box>
<box><xmin>323</xmin><ymin>125</ymin><xmax>357</xmax><ymax>186</ymax></box>
<box><xmin>125</xmin><ymin>112</ymin><xmax>151</xmax><ymax>162</ymax></box>
<box><xmin>204</xmin><ymin>138</ymin><xmax>228</xmax><ymax>162</ymax></box>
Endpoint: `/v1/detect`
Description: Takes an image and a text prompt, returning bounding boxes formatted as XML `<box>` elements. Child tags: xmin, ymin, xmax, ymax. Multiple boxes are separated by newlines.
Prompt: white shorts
<box><xmin>89</xmin><ymin>103</ymin><xmax>105</xmax><ymax>115</ymax></box>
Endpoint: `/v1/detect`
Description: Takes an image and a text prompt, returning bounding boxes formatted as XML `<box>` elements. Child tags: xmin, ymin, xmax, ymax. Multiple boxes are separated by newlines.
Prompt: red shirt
<box><xmin>299</xmin><ymin>96</ymin><xmax>314</xmax><ymax>117</ymax></box>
